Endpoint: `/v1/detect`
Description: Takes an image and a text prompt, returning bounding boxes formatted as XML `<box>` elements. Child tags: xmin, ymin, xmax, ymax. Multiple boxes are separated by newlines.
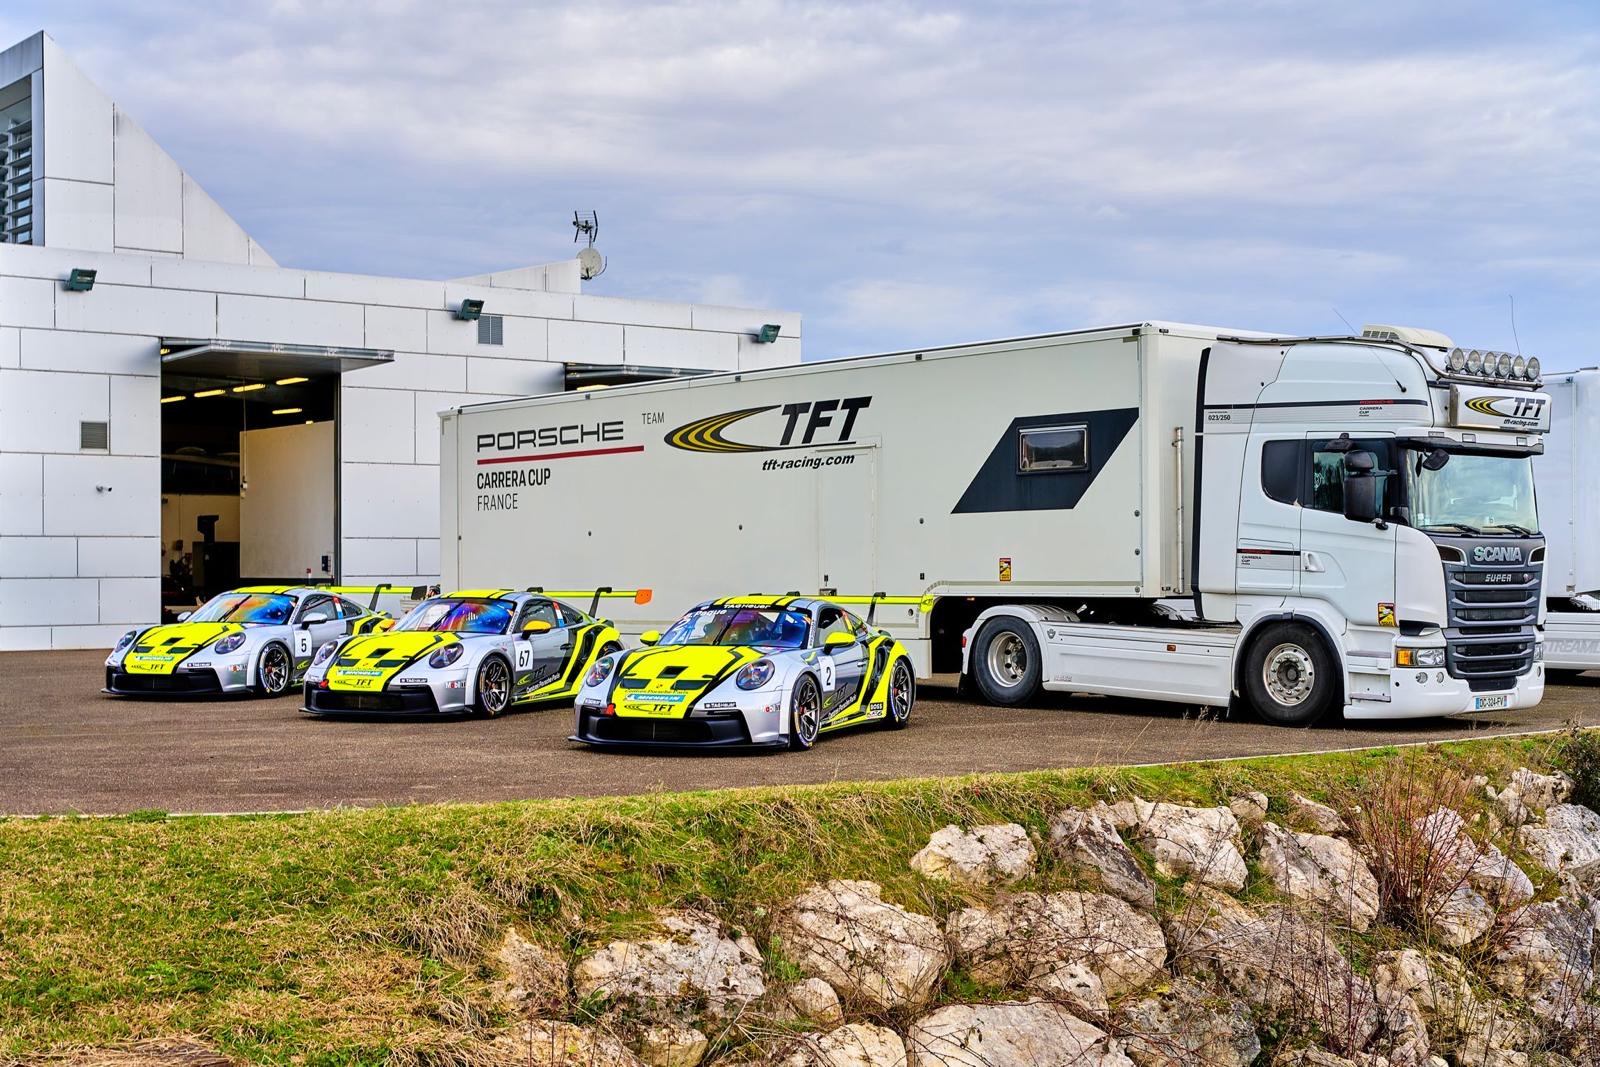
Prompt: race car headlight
<box><xmin>586</xmin><ymin>655</ymin><xmax>617</xmax><ymax>688</ymax></box>
<box><xmin>428</xmin><ymin>643</ymin><xmax>464</xmax><ymax>669</ymax></box>
<box><xmin>736</xmin><ymin>659</ymin><xmax>776</xmax><ymax>690</ymax></box>
<box><xmin>313</xmin><ymin>641</ymin><xmax>339</xmax><ymax>666</ymax></box>
<box><xmin>213</xmin><ymin>632</ymin><xmax>246</xmax><ymax>654</ymax></box>
<box><xmin>114</xmin><ymin>629</ymin><xmax>138</xmax><ymax>651</ymax></box>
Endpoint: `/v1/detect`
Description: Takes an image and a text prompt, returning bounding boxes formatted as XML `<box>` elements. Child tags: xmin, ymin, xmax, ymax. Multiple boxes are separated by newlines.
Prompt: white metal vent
<box><xmin>477</xmin><ymin>314</ymin><xmax>504</xmax><ymax>345</ymax></box>
<box><xmin>80</xmin><ymin>421</ymin><xmax>109</xmax><ymax>450</ymax></box>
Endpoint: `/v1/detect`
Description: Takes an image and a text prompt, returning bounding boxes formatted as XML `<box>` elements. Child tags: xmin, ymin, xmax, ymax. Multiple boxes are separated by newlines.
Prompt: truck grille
<box><xmin>1441</xmin><ymin>555</ymin><xmax>1540</xmax><ymax>689</ymax></box>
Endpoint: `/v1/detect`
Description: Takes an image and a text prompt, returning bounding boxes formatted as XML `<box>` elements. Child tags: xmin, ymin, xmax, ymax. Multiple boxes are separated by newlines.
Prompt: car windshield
<box><xmin>393</xmin><ymin>598</ymin><xmax>513</xmax><ymax>635</ymax></box>
<box><xmin>659</xmin><ymin>608</ymin><xmax>811</xmax><ymax>649</ymax></box>
<box><xmin>1405</xmin><ymin>448</ymin><xmax>1540</xmax><ymax>535</ymax></box>
<box><xmin>187</xmin><ymin>592</ymin><xmax>295</xmax><ymax>625</ymax></box>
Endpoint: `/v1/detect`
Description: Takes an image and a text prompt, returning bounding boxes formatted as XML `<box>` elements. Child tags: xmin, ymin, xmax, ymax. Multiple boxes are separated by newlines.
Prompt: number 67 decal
<box><xmin>517</xmin><ymin>646</ymin><xmax>532</xmax><ymax>669</ymax></box>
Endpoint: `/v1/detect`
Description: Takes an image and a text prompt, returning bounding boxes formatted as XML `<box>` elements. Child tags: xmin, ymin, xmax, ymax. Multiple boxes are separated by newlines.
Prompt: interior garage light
<box><xmin>160</xmin><ymin>395</ymin><xmax>185</xmax><ymax>404</ymax></box>
<box><xmin>193</xmin><ymin>388</ymin><xmax>225</xmax><ymax>398</ymax></box>
<box><xmin>305</xmin><ymin>420</ymin><xmax>314</xmax><ymax>425</ymax></box>
<box><xmin>273</xmin><ymin>407</ymin><xmax>302</xmax><ymax>415</ymax></box>
<box><xmin>455</xmin><ymin>298</ymin><xmax>485</xmax><ymax>321</ymax></box>
<box><xmin>232</xmin><ymin>383</ymin><xmax>265</xmax><ymax>393</ymax></box>
<box><xmin>276</xmin><ymin>376</ymin><xmax>308</xmax><ymax>386</ymax></box>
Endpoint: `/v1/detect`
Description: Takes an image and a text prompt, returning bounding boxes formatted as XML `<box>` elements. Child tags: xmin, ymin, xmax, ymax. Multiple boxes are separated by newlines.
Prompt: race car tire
<box><xmin>971</xmin><ymin>617</ymin><xmax>1043</xmax><ymax>706</ymax></box>
<box><xmin>788</xmin><ymin>674</ymin><xmax>822</xmax><ymax>751</ymax></box>
<box><xmin>598</xmin><ymin>641</ymin><xmax>623</xmax><ymax>662</ymax></box>
<box><xmin>255</xmin><ymin>642</ymin><xmax>293</xmax><ymax>697</ymax></box>
<box><xmin>474</xmin><ymin>656</ymin><xmax>512</xmax><ymax>718</ymax></box>
<box><xmin>1242</xmin><ymin>622</ymin><xmax>1339</xmax><ymax>726</ymax></box>
<box><xmin>882</xmin><ymin>657</ymin><xmax>915</xmax><ymax>729</ymax></box>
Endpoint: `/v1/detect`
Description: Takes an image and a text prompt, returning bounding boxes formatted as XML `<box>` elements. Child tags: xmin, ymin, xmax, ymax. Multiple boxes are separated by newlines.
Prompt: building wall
<box><xmin>0</xmin><ymin>242</ymin><xmax>800</xmax><ymax>650</ymax></box>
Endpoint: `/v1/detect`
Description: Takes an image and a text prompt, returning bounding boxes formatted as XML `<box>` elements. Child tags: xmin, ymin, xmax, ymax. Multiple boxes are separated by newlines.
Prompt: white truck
<box><xmin>439</xmin><ymin>321</ymin><xmax>1551</xmax><ymax>725</ymax></box>
<box><xmin>1534</xmin><ymin>367</ymin><xmax>1600</xmax><ymax>678</ymax></box>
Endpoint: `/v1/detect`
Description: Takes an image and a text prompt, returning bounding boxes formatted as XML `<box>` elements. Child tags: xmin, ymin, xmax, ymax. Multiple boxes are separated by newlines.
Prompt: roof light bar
<box><xmin>1446</xmin><ymin>347</ymin><xmax>1542</xmax><ymax>382</ymax></box>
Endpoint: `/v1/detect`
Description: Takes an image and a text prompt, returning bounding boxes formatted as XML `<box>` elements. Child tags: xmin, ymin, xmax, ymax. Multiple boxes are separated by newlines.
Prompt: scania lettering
<box><xmin>1531</xmin><ymin>367</ymin><xmax>1600</xmax><ymax>678</ymax></box>
<box><xmin>441</xmin><ymin>321</ymin><xmax>1549</xmax><ymax>724</ymax></box>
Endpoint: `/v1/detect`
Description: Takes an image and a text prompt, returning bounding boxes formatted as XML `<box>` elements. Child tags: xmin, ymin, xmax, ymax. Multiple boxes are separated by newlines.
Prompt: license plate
<box><xmin>1474</xmin><ymin>694</ymin><xmax>1509</xmax><ymax>711</ymax></box>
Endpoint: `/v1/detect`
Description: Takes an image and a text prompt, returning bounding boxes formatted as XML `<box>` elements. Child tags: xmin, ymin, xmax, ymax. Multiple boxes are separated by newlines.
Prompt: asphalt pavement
<box><xmin>1</xmin><ymin>650</ymin><xmax>1596</xmax><ymax>815</ymax></box>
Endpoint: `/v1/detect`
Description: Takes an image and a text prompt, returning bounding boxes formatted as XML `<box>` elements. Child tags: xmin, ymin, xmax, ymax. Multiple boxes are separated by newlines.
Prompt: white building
<box><xmin>0</xmin><ymin>32</ymin><xmax>801</xmax><ymax>651</ymax></box>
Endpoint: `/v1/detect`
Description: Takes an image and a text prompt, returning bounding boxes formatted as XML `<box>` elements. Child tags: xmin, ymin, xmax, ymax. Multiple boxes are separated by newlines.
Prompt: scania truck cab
<box><xmin>1533</xmin><ymin>367</ymin><xmax>1599</xmax><ymax>678</ymax></box>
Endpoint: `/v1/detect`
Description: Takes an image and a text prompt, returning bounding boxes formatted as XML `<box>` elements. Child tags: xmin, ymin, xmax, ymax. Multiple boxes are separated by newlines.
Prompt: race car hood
<box><xmin>121</xmin><ymin>623</ymin><xmax>245</xmax><ymax>675</ymax></box>
<box><xmin>324</xmin><ymin>631</ymin><xmax>462</xmax><ymax>691</ymax></box>
<box><xmin>610</xmin><ymin>644</ymin><xmax>769</xmax><ymax>717</ymax></box>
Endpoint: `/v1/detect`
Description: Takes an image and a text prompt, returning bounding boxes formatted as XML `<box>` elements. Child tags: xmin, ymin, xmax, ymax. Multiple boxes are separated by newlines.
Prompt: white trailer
<box><xmin>440</xmin><ymin>321</ymin><xmax>1551</xmax><ymax>724</ymax></box>
<box><xmin>1534</xmin><ymin>368</ymin><xmax>1600</xmax><ymax>676</ymax></box>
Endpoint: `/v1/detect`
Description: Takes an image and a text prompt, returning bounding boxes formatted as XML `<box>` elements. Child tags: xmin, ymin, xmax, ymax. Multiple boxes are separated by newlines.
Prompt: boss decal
<box><xmin>666</xmin><ymin>397</ymin><xmax>871</xmax><ymax>454</ymax></box>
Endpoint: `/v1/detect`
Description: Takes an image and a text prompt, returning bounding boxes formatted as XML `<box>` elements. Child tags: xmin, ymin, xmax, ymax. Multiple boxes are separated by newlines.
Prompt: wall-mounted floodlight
<box><xmin>64</xmin><ymin>268</ymin><xmax>97</xmax><ymax>292</ymax></box>
<box><xmin>456</xmin><ymin>298</ymin><xmax>485</xmax><ymax>321</ymax></box>
<box><xmin>755</xmin><ymin>324</ymin><xmax>782</xmax><ymax>344</ymax></box>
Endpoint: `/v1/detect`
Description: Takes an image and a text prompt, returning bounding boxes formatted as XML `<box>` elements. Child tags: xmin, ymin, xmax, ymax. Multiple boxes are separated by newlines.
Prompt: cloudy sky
<box><xmin>8</xmin><ymin>2</ymin><xmax>1599</xmax><ymax>362</ymax></box>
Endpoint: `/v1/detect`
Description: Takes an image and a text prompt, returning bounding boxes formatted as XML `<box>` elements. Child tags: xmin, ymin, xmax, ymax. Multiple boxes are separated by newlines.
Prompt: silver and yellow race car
<box><xmin>572</xmin><ymin>595</ymin><xmax>916</xmax><ymax>750</ymax></box>
<box><xmin>301</xmin><ymin>588</ymin><xmax>640</xmax><ymax>717</ymax></box>
<box><xmin>104</xmin><ymin>585</ymin><xmax>394</xmax><ymax>697</ymax></box>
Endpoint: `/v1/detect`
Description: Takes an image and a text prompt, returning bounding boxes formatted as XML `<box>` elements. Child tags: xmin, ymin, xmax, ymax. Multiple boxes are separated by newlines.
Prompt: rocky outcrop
<box><xmin>777</xmin><ymin>976</ymin><xmax>846</xmax><ymax>1025</ymax></box>
<box><xmin>1117</xmin><ymin>977</ymin><xmax>1260</xmax><ymax>1066</ymax></box>
<box><xmin>572</xmin><ymin>910</ymin><xmax>765</xmax><ymax>1020</ymax></box>
<box><xmin>909</xmin><ymin>823</ymin><xmax>1036</xmax><ymax>887</ymax></box>
<box><xmin>947</xmin><ymin>890</ymin><xmax>1167</xmax><ymax>1000</ymax></box>
<box><xmin>905</xmin><ymin>1001</ymin><xmax>1133</xmax><ymax>1066</ymax></box>
<box><xmin>488</xmin><ymin>1021</ymin><xmax>644</xmax><ymax>1066</ymax></box>
<box><xmin>1228</xmin><ymin>791</ymin><xmax>1269</xmax><ymax>829</ymax></box>
<box><xmin>1049</xmin><ymin>807</ymin><xmax>1157</xmax><ymax>909</ymax></box>
<box><xmin>633</xmin><ymin>1023</ymin><xmax>709</xmax><ymax>1067</ymax></box>
<box><xmin>1256</xmin><ymin>822</ymin><xmax>1380</xmax><ymax>931</ymax></box>
<box><xmin>1487</xmin><ymin>898</ymin><xmax>1597</xmax><ymax>1009</ymax></box>
<box><xmin>492</xmin><ymin>928</ymin><xmax>569</xmax><ymax>1015</ymax></box>
<box><xmin>1487</xmin><ymin>768</ymin><xmax>1573</xmax><ymax>824</ymax></box>
<box><xmin>1121</xmin><ymin>799</ymin><xmax>1248</xmax><ymax>891</ymax></box>
<box><xmin>775</xmin><ymin>880</ymin><xmax>949</xmax><ymax>1011</ymax></box>
<box><xmin>1288</xmin><ymin>793</ymin><xmax>1349</xmax><ymax>835</ymax></box>
<box><xmin>1518</xmin><ymin>804</ymin><xmax>1600</xmax><ymax>886</ymax></box>
<box><xmin>778</xmin><ymin>1024</ymin><xmax>908</xmax><ymax>1067</ymax></box>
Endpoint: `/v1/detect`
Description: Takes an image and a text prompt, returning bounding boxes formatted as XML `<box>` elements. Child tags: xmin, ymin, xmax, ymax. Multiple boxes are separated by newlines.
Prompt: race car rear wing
<box><xmin>525</xmin><ymin>586</ymin><xmax>654</xmax><ymax>618</ymax></box>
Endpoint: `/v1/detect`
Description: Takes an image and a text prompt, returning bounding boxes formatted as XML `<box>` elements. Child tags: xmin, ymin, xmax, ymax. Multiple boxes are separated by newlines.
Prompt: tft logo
<box><xmin>666</xmin><ymin>397</ymin><xmax>872</xmax><ymax>454</ymax></box>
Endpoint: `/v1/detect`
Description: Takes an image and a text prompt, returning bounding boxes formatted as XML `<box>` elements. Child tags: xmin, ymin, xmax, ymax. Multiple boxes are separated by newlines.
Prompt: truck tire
<box><xmin>473</xmin><ymin>656</ymin><xmax>512</xmax><ymax>718</ymax></box>
<box><xmin>788</xmin><ymin>675</ymin><xmax>822</xmax><ymax>750</ymax></box>
<box><xmin>971</xmin><ymin>617</ymin><xmax>1043</xmax><ymax>706</ymax></box>
<box><xmin>1243</xmin><ymin>622</ymin><xmax>1338</xmax><ymax>726</ymax></box>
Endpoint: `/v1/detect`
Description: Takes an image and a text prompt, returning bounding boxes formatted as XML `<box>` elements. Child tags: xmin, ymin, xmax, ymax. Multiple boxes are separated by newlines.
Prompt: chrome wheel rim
<box><xmin>481</xmin><ymin>659</ymin><xmax>509</xmax><ymax>713</ymax></box>
<box><xmin>986</xmin><ymin>632</ymin><xmax>1028</xmax><ymax>689</ymax></box>
<box><xmin>261</xmin><ymin>646</ymin><xmax>289</xmax><ymax>693</ymax></box>
<box><xmin>890</xmin><ymin>662</ymin><xmax>913</xmax><ymax>720</ymax></box>
<box><xmin>794</xmin><ymin>681</ymin><xmax>820</xmax><ymax>743</ymax></box>
<box><xmin>1263</xmin><ymin>643</ymin><xmax>1315</xmax><ymax>706</ymax></box>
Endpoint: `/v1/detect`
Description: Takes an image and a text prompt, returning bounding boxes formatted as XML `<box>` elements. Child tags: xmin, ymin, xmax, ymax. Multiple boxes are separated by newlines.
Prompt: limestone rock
<box><xmin>1026</xmin><ymin>959</ymin><xmax>1108</xmax><ymax>1016</ymax></box>
<box><xmin>492</xmin><ymin>928</ymin><xmax>569</xmax><ymax>1015</ymax></box>
<box><xmin>1228</xmin><ymin>791</ymin><xmax>1270</xmax><ymax>829</ymax></box>
<box><xmin>1288</xmin><ymin>792</ymin><xmax>1349</xmax><ymax>834</ymax></box>
<box><xmin>1432</xmin><ymin>884</ymin><xmax>1497</xmax><ymax>948</ymax></box>
<box><xmin>487</xmin><ymin>1021</ymin><xmax>644</xmax><ymax>1066</ymax></box>
<box><xmin>1275</xmin><ymin>1052</ymin><xmax>1356</xmax><ymax>1067</ymax></box>
<box><xmin>1488</xmin><ymin>768</ymin><xmax>1573</xmax><ymax>824</ymax></box>
<box><xmin>779</xmin><ymin>1023</ymin><xmax>908</xmax><ymax>1067</ymax></box>
<box><xmin>1117</xmin><ymin>977</ymin><xmax>1260</xmax><ymax>1067</ymax></box>
<box><xmin>774</xmin><ymin>880</ymin><xmax>948</xmax><ymax>1011</ymax></box>
<box><xmin>905</xmin><ymin>1001</ymin><xmax>1134</xmax><ymax>1066</ymax></box>
<box><xmin>1418</xmin><ymin>808</ymin><xmax>1535</xmax><ymax>907</ymax></box>
<box><xmin>1518</xmin><ymin>804</ymin><xmax>1600</xmax><ymax>886</ymax></box>
<box><xmin>909</xmin><ymin>823</ymin><xmax>1035</xmax><ymax>887</ymax></box>
<box><xmin>1488</xmin><ymin>897</ymin><xmax>1597</xmax><ymax>1006</ymax></box>
<box><xmin>1256</xmin><ymin>822</ymin><xmax>1380</xmax><ymax>930</ymax></box>
<box><xmin>572</xmin><ymin>910</ymin><xmax>765</xmax><ymax>1020</ymax></box>
<box><xmin>1164</xmin><ymin>884</ymin><xmax>1380</xmax><ymax>1054</ymax></box>
<box><xmin>947</xmin><ymin>890</ymin><xmax>1166</xmax><ymax>999</ymax></box>
<box><xmin>50</xmin><ymin>1041</ymin><xmax>236</xmax><ymax>1067</ymax></box>
<box><xmin>634</xmin><ymin>1023</ymin><xmax>709</xmax><ymax>1067</ymax></box>
<box><xmin>779</xmin><ymin>976</ymin><xmax>845</xmax><ymax>1025</ymax></box>
<box><xmin>1049</xmin><ymin>807</ymin><xmax>1157</xmax><ymax>908</ymax></box>
<box><xmin>1122</xmin><ymin>798</ymin><xmax>1249</xmax><ymax>891</ymax></box>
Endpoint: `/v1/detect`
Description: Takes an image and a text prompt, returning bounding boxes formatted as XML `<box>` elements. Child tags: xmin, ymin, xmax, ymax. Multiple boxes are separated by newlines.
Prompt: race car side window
<box><xmin>847</xmin><ymin>611</ymin><xmax>871</xmax><ymax>639</ymax></box>
<box><xmin>817</xmin><ymin>608</ymin><xmax>853</xmax><ymax>643</ymax></box>
<box><xmin>298</xmin><ymin>595</ymin><xmax>331</xmax><ymax>621</ymax></box>
<box><xmin>520</xmin><ymin>600</ymin><xmax>560</xmax><ymax>628</ymax></box>
<box><xmin>558</xmin><ymin>603</ymin><xmax>586</xmax><ymax>627</ymax></box>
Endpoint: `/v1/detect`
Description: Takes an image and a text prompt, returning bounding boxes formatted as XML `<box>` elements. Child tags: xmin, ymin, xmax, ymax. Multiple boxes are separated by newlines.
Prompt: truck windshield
<box><xmin>1404</xmin><ymin>449</ymin><xmax>1539</xmax><ymax>535</ymax></box>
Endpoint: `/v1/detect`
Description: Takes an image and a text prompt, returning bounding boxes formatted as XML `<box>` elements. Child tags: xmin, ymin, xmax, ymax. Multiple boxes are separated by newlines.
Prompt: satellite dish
<box><xmin>577</xmin><ymin>246</ymin><xmax>606</xmax><ymax>280</ymax></box>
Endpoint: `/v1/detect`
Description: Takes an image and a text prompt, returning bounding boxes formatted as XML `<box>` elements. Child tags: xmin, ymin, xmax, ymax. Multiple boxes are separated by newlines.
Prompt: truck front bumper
<box><xmin>1346</xmin><ymin>660</ymin><xmax>1545</xmax><ymax>720</ymax></box>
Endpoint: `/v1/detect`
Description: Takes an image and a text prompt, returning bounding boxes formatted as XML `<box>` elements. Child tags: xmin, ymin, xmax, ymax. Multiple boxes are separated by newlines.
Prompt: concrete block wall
<box><xmin>0</xmin><ymin>243</ymin><xmax>800</xmax><ymax>649</ymax></box>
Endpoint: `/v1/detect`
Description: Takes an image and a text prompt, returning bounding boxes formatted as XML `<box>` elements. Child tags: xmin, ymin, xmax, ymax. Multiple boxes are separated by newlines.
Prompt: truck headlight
<box><xmin>213</xmin><ymin>632</ymin><xmax>246</xmax><ymax>654</ymax></box>
<box><xmin>736</xmin><ymin>660</ymin><xmax>776</xmax><ymax>690</ymax></box>
<box><xmin>428</xmin><ymin>644</ymin><xmax>464</xmax><ymax>669</ymax></box>
<box><xmin>586</xmin><ymin>655</ymin><xmax>617</xmax><ymax>688</ymax></box>
<box><xmin>114</xmin><ymin>629</ymin><xmax>139</xmax><ymax>651</ymax></box>
<box><xmin>1396</xmin><ymin>647</ymin><xmax>1446</xmax><ymax>668</ymax></box>
<box><xmin>313</xmin><ymin>641</ymin><xmax>339</xmax><ymax>666</ymax></box>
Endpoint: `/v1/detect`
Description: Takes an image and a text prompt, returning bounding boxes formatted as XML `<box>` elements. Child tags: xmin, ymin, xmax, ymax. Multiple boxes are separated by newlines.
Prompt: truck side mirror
<box><xmin>1342</xmin><ymin>450</ymin><xmax>1381</xmax><ymax>523</ymax></box>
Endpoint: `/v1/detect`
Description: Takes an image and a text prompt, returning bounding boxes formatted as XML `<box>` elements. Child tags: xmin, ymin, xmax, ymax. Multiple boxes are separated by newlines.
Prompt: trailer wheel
<box><xmin>1242</xmin><ymin>622</ymin><xmax>1338</xmax><ymax>726</ymax></box>
<box><xmin>971</xmin><ymin>617</ymin><xmax>1043</xmax><ymax>706</ymax></box>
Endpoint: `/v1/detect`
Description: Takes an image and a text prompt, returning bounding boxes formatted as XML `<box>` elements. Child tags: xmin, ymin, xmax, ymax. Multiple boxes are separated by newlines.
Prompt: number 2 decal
<box><xmin>819</xmin><ymin>657</ymin><xmax>836</xmax><ymax>691</ymax></box>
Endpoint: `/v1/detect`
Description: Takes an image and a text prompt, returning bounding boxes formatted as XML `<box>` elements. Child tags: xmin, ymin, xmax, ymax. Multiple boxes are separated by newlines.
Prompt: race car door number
<box><xmin>516</xmin><ymin>646</ymin><xmax>532</xmax><ymax>669</ymax></box>
<box><xmin>819</xmin><ymin>657</ymin><xmax>836</xmax><ymax>692</ymax></box>
<box><xmin>296</xmin><ymin>631</ymin><xmax>311</xmax><ymax>655</ymax></box>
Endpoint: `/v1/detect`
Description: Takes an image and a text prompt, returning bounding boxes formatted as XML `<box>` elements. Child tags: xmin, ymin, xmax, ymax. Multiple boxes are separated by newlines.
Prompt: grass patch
<box><xmin>0</xmin><ymin>734</ymin><xmax>1567</xmax><ymax>1063</ymax></box>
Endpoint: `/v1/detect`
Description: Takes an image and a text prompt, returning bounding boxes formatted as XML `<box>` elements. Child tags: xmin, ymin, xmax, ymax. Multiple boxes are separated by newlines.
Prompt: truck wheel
<box><xmin>474</xmin><ymin>656</ymin><xmax>512</xmax><ymax>718</ymax></box>
<box><xmin>255</xmin><ymin>643</ymin><xmax>292</xmax><ymax>697</ymax></box>
<box><xmin>882</xmin><ymin>658</ymin><xmax>915</xmax><ymax>728</ymax></box>
<box><xmin>971</xmin><ymin>617</ymin><xmax>1043</xmax><ymax>706</ymax></box>
<box><xmin>1243</xmin><ymin>623</ymin><xmax>1338</xmax><ymax>726</ymax></box>
<box><xmin>788</xmin><ymin>675</ymin><xmax>822</xmax><ymax>750</ymax></box>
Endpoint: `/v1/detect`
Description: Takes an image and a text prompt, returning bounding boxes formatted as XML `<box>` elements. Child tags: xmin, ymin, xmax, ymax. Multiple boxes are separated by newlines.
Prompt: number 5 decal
<box><xmin>296</xmin><ymin>632</ymin><xmax>310</xmax><ymax>655</ymax></box>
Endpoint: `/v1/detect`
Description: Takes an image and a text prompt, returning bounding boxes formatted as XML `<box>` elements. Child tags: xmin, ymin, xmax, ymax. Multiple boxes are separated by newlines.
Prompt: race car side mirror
<box><xmin>377</xmin><ymin>618</ymin><xmax>396</xmax><ymax>631</ymax></box>
<box><xmin>176</xmin><ymin>611</ymin><xmax>192</xmax><ymax>622</ymax></box>
<box><xmin>300</xmin><ymin>612</ymin><xmax>331</xmax><ymax>627</ymax></box>
<box><xmin>640</xmin><ymin>630</ymin><xmax>661</xmax><ymax>646</ymax></box>
<box><xmin>823</xmin><ymin>632</ymin><xmax>858</xmax><ymax>652</ymax></box>
<box><xmin>521</xmin><ymin>620</ymin><xmax>552</xmax><ymax>637</ymax></box>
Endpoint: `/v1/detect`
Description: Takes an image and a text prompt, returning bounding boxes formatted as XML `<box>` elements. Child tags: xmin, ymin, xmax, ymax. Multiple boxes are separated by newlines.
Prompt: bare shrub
<box><xmin>1554</xmin><ymin>721</ymin><xmax>1600</xmax><ymax>810</ymax></box>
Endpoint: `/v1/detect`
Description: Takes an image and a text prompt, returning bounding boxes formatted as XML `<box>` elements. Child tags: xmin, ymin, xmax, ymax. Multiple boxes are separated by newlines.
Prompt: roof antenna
<box><xmin>1509</xmin><ymin>294</ymin><xmax>1523</xmax><ymax>357</ymax></box>
<box><xmin>1332</xmin><ymin>307</ymin><xmax>1356</xmax><ymax>333</ymax></box>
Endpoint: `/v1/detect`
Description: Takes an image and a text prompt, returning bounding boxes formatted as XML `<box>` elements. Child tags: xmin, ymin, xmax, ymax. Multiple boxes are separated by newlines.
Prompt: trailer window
<box><xmin>1261</xmin><ymin>440</ymin><xmax>1302</xmax><ymax>505</ymax></box>
<box><xmin>1018</xmin><ymin>425</ymin><xmax>1088</xmax><ymax>473</ymax></box>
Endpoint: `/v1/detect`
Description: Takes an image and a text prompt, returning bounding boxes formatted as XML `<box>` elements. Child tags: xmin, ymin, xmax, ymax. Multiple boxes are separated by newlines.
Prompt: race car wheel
<box><xmin>788</xmin><ymin>675</ymin><xmax>822</xmax><ymax>751</ymax></box>
<box><xmin>1242</xmin><ymin>622</ymin><xmax>1338</xmax><ymax>726</ymax></box>
<box><xmin>971</xmin><ymin>617</ymin><xmax>1043</xmax><ymax>706</ymax></box>
<box><xmin>256</xmin><ymin>642</ymin><xmax>292</xmax><ymax>697</ymax></box>
<box><xmin>883</xmin><ymin>657</ymin><xmax>915</xmax><ymax>728</ymax></box>
<box><xmin>474</xmin><ymin>656</ymin><xmax>512</xmax><ymax>718</ymax></box>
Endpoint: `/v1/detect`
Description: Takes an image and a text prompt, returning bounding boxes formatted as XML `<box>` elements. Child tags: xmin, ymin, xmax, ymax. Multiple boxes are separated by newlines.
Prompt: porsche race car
<box><xmin>572</xmin><ymin>595</ymin><xmax>916</xmax><ymax>749</ymax></box>
<box><xmin>104</xmin><ymin>585</ymin><xmax>394</xmax><ymax>697</ymax></box>
<box><xmin>301</xmin><ymin>588</ymin><xmax>638</xmax><ymax>717</ymax></box>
